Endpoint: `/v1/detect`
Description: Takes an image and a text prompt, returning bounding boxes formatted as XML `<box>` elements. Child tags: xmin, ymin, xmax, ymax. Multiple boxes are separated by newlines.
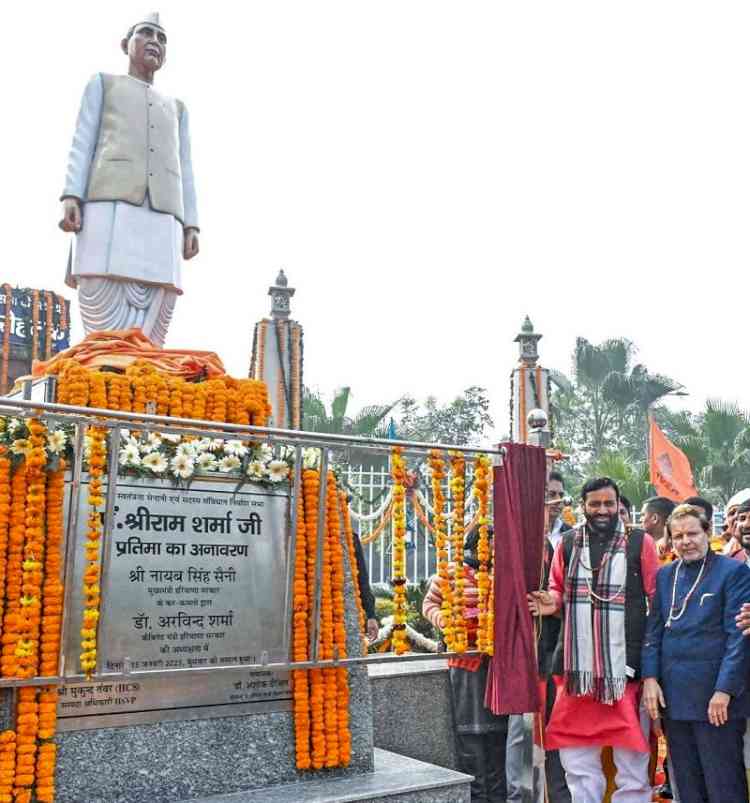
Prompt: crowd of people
<box><xmin>420</xmin><ymin>472</ymin><xmax>750</xmax><ymax>803</ymax></box>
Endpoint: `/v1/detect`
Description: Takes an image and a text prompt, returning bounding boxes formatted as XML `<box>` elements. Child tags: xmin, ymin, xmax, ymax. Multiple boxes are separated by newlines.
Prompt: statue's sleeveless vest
<box><xmin>551</xmin><ymin>528</ymin><xmax>648</xmax><ymax>678</ymax></box>
<box><xmin>86</xmin><ymin>74</ymin><xmax>185</xmax><ymax>223</ymax></box>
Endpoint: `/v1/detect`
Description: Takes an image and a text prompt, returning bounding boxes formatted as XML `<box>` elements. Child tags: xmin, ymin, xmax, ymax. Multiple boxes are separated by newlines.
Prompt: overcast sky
<box><xmin>4</xmin><ymin>2</ymin><xmax>749</xmax><ymax>441</ymax></box>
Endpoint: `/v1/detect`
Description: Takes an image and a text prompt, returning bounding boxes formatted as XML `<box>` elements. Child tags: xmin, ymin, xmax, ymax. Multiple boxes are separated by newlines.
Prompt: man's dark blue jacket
<box><xmin>642</xmin><ymin>551</ymin><xmax>750</xmax><ymax>721</ymax></box>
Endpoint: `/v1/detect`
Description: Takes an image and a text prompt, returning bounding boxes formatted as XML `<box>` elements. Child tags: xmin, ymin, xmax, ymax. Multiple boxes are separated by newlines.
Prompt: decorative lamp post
<box><xmin>268</xmin><ymin>269</ymin><xmax>295</xmax><ymax>321</ymax></box>
<box><xmin>510</xmin><ymin>317</ymin><xmax>551</xmax><ymax>444</ymax></box>
<box><xmin>249</xmin><ymin>270</ymin><xmax>304</xmax><ymax>429</ymax></box>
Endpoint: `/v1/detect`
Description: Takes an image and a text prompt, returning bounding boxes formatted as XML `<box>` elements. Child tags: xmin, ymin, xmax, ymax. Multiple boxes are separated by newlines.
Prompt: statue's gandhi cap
<box><xmin>129</xmin><ymin>12</ymin><xmax>166</xmax><ymax>34</ymax></box>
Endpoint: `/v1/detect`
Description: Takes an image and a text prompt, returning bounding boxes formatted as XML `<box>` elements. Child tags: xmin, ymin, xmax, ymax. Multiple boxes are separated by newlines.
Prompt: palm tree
<box><xmin>302</xmin><ymin>386</ymin><xmax>399</xmax><ymax>439</ymax></box>
<box><xmin>559</xmin><ymin>337</ymin><xmax>684</xmax><ymax>462</ymax></box>
<box><xmin>586</xmin><ymin>451</ymin><xmax>652</xmax><ymax>509</ymax></box>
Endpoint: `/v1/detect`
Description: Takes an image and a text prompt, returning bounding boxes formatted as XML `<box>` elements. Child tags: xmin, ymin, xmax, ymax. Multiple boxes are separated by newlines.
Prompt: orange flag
<box><xmin>649</xmin><ymin>418</ymin><xmax>698</xmax><ymax>501</ymax></box>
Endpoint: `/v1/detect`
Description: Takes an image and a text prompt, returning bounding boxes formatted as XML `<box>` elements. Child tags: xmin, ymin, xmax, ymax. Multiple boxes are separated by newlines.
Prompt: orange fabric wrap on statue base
<box><xmin>32</xmin><ymin>328</ymin><xmax>226</xmax><ymax>380</ymax></box>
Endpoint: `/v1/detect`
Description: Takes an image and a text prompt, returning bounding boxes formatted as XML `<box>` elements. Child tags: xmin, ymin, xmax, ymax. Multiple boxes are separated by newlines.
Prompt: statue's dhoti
<box><xmin>77</xmin><ymin>278</ymin><xmax>176</xmax><ymax>348</ymax></box>
<box><xmin>66</xmin><ymin>196</ymin><xmax>183</xmax><ymax>348</ymax></box>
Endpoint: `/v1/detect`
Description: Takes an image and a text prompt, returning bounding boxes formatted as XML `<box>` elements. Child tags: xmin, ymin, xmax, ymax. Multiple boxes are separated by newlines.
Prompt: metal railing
<box><xmin>339</xmin><ymin>464</ymin><xmax>484</xmax><ymax>585</ymax></box>
<box><xmin>0</xmin><ymin>396</ymin><xmax>502</xmax><ymax>687</ymax></box>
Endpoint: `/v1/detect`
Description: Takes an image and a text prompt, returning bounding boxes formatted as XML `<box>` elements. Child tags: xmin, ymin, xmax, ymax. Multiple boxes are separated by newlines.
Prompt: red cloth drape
<box><xmin>484</xmin><ymin>442</ymin><xmax>547</xmax><ymax>714</ymax></box>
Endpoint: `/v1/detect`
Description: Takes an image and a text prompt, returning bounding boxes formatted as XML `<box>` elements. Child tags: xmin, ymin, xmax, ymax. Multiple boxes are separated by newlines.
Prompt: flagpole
<box><xmin>647</xmin><ymin>404</ymin><xmax>653</xmax><ymax>493</ymax></box>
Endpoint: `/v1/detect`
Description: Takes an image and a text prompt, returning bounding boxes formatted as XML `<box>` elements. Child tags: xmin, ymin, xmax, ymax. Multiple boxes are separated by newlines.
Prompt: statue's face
<box><xmin>126</xmin><ymin>24</ymin><xmax>167</xmax><ymax>73</ymax></box>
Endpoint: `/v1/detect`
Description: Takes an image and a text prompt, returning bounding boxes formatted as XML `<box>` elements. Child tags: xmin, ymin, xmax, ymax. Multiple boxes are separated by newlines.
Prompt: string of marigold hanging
<box><xmin>390</xmin><ymin>446</ymin><xmax>408</xmax><ymax>655</ymax></box>
<box><xmin>449</xmin><ymin>451</ymin><xmax>468</xmax><ymax>653</ymax></box>
<box><xmin>473</xmin><ymin>454</ymin><xmax>493</xmax><ymax>654</ymax></box>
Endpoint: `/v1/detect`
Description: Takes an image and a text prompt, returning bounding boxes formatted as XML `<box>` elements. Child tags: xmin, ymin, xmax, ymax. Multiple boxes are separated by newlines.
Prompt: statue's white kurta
<box><xmin>62</xmin><ymin>73</ymin><xmax>199</xmax><ymax>345</ymax></box>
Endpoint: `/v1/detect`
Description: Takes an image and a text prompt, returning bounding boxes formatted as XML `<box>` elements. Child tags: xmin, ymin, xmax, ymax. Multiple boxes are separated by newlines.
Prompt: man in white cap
<box><xmin>59</xmin><ymin>13</ymin><xmax>199</xmax><ymax>347</ymax></box>
<box><xmin>722</xmin><ymin>489</ymin><xmax>750</xmax><ymax>558</ymax></box>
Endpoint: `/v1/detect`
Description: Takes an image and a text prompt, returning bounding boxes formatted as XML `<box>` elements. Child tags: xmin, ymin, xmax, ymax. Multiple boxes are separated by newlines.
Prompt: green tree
<box><xmin>398</xmin><ymin>386</ymin><xmax>494</xmax><ymax>446</ymax></box>
<box><xmin>302</xmin><ymin>386</ymin><xmax>398</xmax><ymax>438</ymax></box>
<box><xmin>553</xmin><ymin>337</ymin><xmax>683</xmax><ymax>472</ymax></box>
<box><xmin>586</xmin><ymin>452</ymin><xmax>652</xmax><ymax>509</ymax></box>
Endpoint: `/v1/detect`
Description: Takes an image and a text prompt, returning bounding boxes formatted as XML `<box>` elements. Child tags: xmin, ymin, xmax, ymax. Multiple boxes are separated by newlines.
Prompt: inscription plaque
<box><xmin>59</xmin><ymin>475</ymin><xmax>292</xmax><ymax>731</ymax></box>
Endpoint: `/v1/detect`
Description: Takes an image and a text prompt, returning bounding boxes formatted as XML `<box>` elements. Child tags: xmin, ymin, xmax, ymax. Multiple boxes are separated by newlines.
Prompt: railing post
<box><xmin>282</xmin><ymin>445</ymin><xmax>303</xmax><ymax>654</ymax></box>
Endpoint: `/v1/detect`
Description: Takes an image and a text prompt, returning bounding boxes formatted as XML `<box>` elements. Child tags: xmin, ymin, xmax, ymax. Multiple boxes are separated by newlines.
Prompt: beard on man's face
<box><xmin>585</xmin><ymin>510</ymin><xmax>619</xmax><ymax>536</ymax></box>
<box><xmin>740</xmin><ymin>527</ymin><xmax>750</xmax><ymax>550</ymax></box>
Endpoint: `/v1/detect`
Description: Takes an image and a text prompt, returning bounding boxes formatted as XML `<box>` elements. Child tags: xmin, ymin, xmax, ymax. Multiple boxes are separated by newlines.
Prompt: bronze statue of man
<box><xmin>60</xmin><ymin>13</ymin><xmax>199</xmax><ymax>347</ymax></box>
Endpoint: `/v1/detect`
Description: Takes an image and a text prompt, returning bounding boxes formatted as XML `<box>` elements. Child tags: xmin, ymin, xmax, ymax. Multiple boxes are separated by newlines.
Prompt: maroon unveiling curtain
<box><xmin>484</xmin><ymin>442</ymin><xmax>547</xmax><ymax>714</ymax></box>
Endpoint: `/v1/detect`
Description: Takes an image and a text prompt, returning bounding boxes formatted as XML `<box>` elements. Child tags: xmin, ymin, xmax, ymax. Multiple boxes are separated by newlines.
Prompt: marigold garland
<box><xmin>319</xmin><ymin>472</ymin><xmax>339</xmax><ymax>768</ymax></box>
<box><xmin>326</xmin><ymin>473</ymin><xmax>349</xmax><ymax>766</ymax></box>
<box><xmin>289</xmin><ymin>323</ymin><xmax>302</xmax><ymax>429</ymax></box>
<box><xmin>473</xmin><ymin>455</ymin><xmax>492</xmax><ymax>654</ymax></box>
<box><xmin>390</xmin><ymin>447</ymin><xmax>408</xmax><ymax>655</ymax></box>
<box><xmin>30</xmin><ymin>291</ymin><xmax>40</xmax><ymax>365</ymax></box>
<box><xmin>51</xmin><ymin>360</ymin><xmax>272</xmax><ymax>428</ymax></box>
<box><xmin>301</xmin><ymin>468</ymin><xmax>326</xmax><ymax>769</ymax></box>
<box><xmin>291</xmin><ymin>492</ymin><xmax>311</xmax><ymax>770</ymax></box>
<box><xmin>1</xmin><ymin>464</ymin><xmax>27</xmax><ymax>678</ymax></box>
<box><xmin>0</xmin><ymin>729</ymin><xmax>15</xmax><ymax>802</ymax></box>
<box><xmin>44</xmin><ymin>292</ymin><xmax>54</xmax><ymax>361</ymax></box>
<box><xmin>275</xmin><ymin>323</ymin><xmax>287</xmax><ymax>428</ymax></box>
<box><xmin>357</xmin><ymin>502</ymin><xmax>393</xmax><ymax>546</ymax></box>
<box><xmin>58</xmin><ymin>298</ymin><xmax>67</xmax><ymax>343</ymax></box>
<box><xmin>289</xmin><ymin>468</ymin><xmax>352</xmax><ymax>771</ymax></box>
<box><xmin>0</xmin><ymin>427</ymin><xmax>67</xmax><ymax>803</ymax></box>
<box><xmin>449</xmin><ymin>451</ymin><xmax>467</xmax><ymax>653</ymax></box>
<box><xmin>40</xmin><ymin>462</ymin><xmax>65</xmax><ymax>678</ymax></box>
<box><xmin>428</xmin><ymin>449</ymin><xmax>455</xmax><ymax>649</ymax></box>
<box><xmin>0</xmin><ymin>457</ymin><xmax>11</xmax><ymax>639</ymax></box>
<box><xmin>1</xmin><ymin>285</ymin><xmax>11</xmax><ymax>395</ymax></box>
<box><xmin>16</xmin><ymin>420</ymin><xmax>47</xmax><ymax>678</ymax></box>
<box><xmin>80</xmin><ymin>426</ymin><xmax>106</xmax><ymax>677</ymax></box>
<box><xmin>14</xmin><ymin>687</ymin><xmax>37</xmax><ymax>802</ymax></box>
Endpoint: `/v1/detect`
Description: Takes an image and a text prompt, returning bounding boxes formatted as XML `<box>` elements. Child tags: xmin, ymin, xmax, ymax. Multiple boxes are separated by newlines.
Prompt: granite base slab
<box><xmin>186</xmin><ymin>747</ymin><xmax>472</xmax><ymax>803</ymax></box>
<box><xmin>369</xmin><ymin>660</ymin><xmax>457</xmax><ymax>771</ymax></box>
<box><xmin>54</xmin><ymin>664</ymin><xmax>373</xmax><ymax>803</ymax></box>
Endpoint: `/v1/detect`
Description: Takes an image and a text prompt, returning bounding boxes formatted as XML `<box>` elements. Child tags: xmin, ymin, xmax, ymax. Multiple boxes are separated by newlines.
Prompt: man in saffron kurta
<box><xmin>529</xmin><ymin>477</ymin><xmax>658</xmax><ymax>803</ymax></box>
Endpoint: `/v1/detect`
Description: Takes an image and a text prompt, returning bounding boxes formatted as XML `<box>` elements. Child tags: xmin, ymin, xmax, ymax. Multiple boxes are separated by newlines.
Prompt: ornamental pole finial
<box><xmin>513</xmin><ymin>315</ymin><xmax>542</xmax><ymax>367</ymax></box>
<box><xmin>268</xmin><ymin>269</ymin><xmax>295</xmax><ymax>320</ymax></box>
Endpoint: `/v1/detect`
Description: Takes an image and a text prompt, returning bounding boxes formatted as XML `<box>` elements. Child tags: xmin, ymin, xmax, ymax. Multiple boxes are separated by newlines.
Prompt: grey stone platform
<box><xmin>370</xmin><ymin>660</ymin><xmax>457</xmax><ymax>771</ymax></box>
<box><xmin>186</xmin><ymin>748</ymin><xmax>471</xmax><ymax>803</ymax></box>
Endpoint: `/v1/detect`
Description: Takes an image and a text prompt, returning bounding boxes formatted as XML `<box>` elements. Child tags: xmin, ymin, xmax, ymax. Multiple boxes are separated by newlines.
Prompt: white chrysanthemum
<box><xmin>258</xmin><ymin>443</ymin><xmax>274</xmax><ymax>463</ymax></box>
<box><xmin>142</xmin><ymin>432</ymin><xmax>162</xmax><ymax>452</ymax></box>
<box><xmin>219</xmin><ymin>455</ymin><xmax>242</xmax><ymax>473</ymax></box>
<box><xmin>207</xmin><ymin>438</ymin><xmax>224</xmax><ymax>452</ymax></box>
<box><xmin>119</xmin><ymin>443</ymin><xmax>141</xmax><ymax>467</ymax></box>
<box><xmin>142</xmin><ymin>451</ymin><xmax>168</xmax><ymax>473</ymax></box>
<box><xmin>10</xmin><ymin>439</ymin><xmax>30</xmax><ymax>456</ymax></box>
<box><xmin>195</xmin><ymin>438</ymin><xmax>212</xmax><ymax>453</ymax></box>
<box><xmin>46</xmin><ymin>429</ymin><xmax>67</xmax><ymax>454</ymax></box>
<box><xmin>196</xmin><ymin>452</ymin><xmax>218</xmax><ymax>472</ymax></box>
<box><xmin>162</xmin><ymin>433</ymin><xmax>182</xmax><ymax>444</ymax></box>
<box><xmin>246</xmin><ymin>460</ymin><xmax>265</xmax><ymax>479</ymax></box>
<box><xmin>302</xmin><ymin>448</ymin><xmax>319</xmax><ymax>469</ymax></box>
<box><xmin>268</xmin><ymin>460</ymin><xmax>290</xmax><ymax>483</ymax></box>
<box><xmin>176</xmin><ymin>442</ymin><xmax>198</xmax><ymax>459</ymax></box>
<box><xmin>223</xmin><ymin>440</ymin><xmax>249</xmax><ymax>457</ymax></box>
<box><xmin>171</xmin><ymin>453</ymin><xmax>195</xmax><ymax>479</ymax></box>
